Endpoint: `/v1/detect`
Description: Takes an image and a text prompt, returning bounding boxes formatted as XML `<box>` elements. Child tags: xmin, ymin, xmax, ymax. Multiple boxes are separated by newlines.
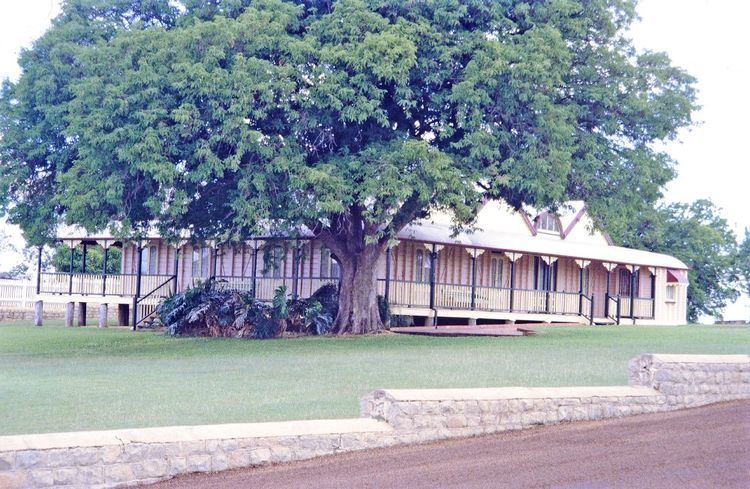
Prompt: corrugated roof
<box><xmin>397</xmin><ymin>221</ymin><xmax>688</xmax><ymax>270</ymax></box>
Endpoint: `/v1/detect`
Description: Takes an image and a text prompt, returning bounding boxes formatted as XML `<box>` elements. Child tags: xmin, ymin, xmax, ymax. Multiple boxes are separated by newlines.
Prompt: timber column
<box><xmin>33</xmin><ymin>301</ymin><xmax>43</xmax><ymax>327</ymax></box>
<box><xmin>98</xmin><ymin>304</ymin><xmax>108</xmax><ymax>328</ymax></box>
<box><xmin>131</xmin><ymin>243</ymin><xmax>144</xmax><ymax>330</ymax></box>
<box><xmin>65</xmin><ymin>302</ymin><xmax>75</xmax><ymax>327</ymax></box>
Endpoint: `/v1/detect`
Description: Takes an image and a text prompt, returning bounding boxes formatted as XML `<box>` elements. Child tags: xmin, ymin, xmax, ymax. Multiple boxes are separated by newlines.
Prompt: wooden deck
<box><xmin>389</xmin><ymin>325</ymin><xmax>537</xmax><ymax>337</ymax></box>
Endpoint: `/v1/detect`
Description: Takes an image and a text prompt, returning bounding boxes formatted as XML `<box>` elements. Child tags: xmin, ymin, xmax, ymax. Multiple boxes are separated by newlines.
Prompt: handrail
<box><xmin>134</xmin><ymin>275</ymin><xmax>177</xmax><ymax>329</ymax></box>
<box><xmin>137</xmin><ymin>275</ymin><xmax>176</xmax><ymax>304</ymax></box>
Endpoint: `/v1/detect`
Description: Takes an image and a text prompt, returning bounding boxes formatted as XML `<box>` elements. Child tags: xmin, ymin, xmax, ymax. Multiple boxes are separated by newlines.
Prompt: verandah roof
<box><xmin>56</xmin><ymin>221</ymin><xmax>688</xmax><ymax>271</ymax></box>
<box><xmin>397</xmin><ymin>222</ymin><xmax>689</xmax><ymax>271</ymax></box>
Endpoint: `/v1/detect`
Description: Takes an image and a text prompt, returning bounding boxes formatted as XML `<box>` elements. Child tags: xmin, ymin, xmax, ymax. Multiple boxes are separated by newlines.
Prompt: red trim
<box><xmin>667</xmin><ymin>269</ymin><xmax>688</xmax><ymax>284</ymax></box>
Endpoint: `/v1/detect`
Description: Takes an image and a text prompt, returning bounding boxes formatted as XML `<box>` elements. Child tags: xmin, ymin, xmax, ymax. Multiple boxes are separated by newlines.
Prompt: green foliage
<box><xmin>159</xmin><ymin>279</ymin><xmax>337</xmax><ymax>338</ymax></box>
<box><xmin>272</xmin><ymin>285</ymin><xmax>289</xmax><ymax>320</ymax></box>
<box><xmin>738</xmin><ymin>229</ymin><xmax>750</xmax><ymax>298</ymax></box>
<box><xmin>303</xmin><ymin>300</ymin><xmax>334</xmax><ymax>336</ymax></box>
<box><xmin>1</xmin><ymin>0</ymin><xmax>695</xmax><ymax>245</ymax></box>
<box><xmin>619</xmin><ymin>200</ymin><xmax>740</xmax><ymax>322</ymax></box>
<box><xmin>309</xmin><ymin>283</ymin><xmax>339</xmax><ymax>319</ymax></box>
<box><xmin>52</xmin><ymin>245</ymin><xmax>122</xmax><ymax>274</ymax></box>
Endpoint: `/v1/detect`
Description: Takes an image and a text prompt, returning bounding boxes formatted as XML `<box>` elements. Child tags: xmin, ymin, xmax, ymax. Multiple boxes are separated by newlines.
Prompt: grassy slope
<box><xmin>0</xmin><ymin>321</ymin><xmax>747</xmax><ymax>435</ymax></box>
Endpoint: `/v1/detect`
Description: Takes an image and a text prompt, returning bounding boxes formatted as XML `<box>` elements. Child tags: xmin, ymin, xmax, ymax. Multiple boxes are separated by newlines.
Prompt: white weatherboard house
<box><xmin>35</xmin><ymin>200</ymin><xmax>688</xmax><ymax>328</ymax></box>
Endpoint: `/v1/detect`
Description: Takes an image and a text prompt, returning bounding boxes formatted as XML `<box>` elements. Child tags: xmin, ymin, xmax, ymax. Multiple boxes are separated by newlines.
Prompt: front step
<box><xmin>389</xmin><ymin>325</ymin><xmax>534</xmax><ymax>337</ymax></box>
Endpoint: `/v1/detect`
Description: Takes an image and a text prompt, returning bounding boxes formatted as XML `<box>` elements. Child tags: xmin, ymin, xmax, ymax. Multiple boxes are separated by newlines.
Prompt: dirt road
<box><xmin>152</xmin><ymin>401</ymin><xmax>750</xmax><ymax>488</ymax></box>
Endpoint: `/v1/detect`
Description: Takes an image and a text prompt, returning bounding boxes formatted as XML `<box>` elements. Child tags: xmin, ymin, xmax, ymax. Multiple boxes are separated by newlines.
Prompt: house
<box><xmin>33</xmin><ymin>200</ymin><xmax>689</xmax><ymax>328</ymax></box>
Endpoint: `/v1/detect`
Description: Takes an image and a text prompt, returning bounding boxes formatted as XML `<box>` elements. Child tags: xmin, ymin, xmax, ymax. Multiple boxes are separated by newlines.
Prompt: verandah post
<box><xmin>630</xmin><ymin>267</ymin><xmax>636</xmax><ymax>322</ymax></box>
<box><xmin>604</xmin><ymin>269</ymin><xmax>611</xmax><ymax>318</ymax></box>
<box><xmin>428</xmin><ymin>244</ymin><xmax>436</xmax><ymax>310</ymax></box>
<box><xmin>131</xmin><ymin>243</ymin><xmax>143</xmax><ymax>331</ymax></box>
<box><xmin>578</xmin><ymin>266</ymin><xmax>584</xmax><ymax>315</ymax></box>
<box><xmin>251</xmin><ymin>240</ymin><xmax>258</xmax><ymax>298</ymax></box>
<box><xmin>212</xmin><ymin>243</ymin><xmax>219</xmax><ymax>279</ymax></box>
<box><xmin>82</xmin><ymin>242</ymin><xmax>87</xmax><ymax>273</ymax></box>
<box><xmin>384</xmin><ymin>246</ymin><xmax>392</xmax><ymax>302</ymax></box>
<box><xmin>101</xmin><ymin>244</ymin><xmax>108</xmax><ymax>296</ymax></box>
<box><xmin>544</xmin><ymin>258</ymin><xmax>551</xmax><ymax>313</ymax></box>
<box><xmin>291</xmin><ymin>239</ymin><xmax>300</xmax><ymax>300</ymax></box>
<box><xmin>616</xmin><ymin>295</ymin><xmax>622</xmax><ymax>325</ymax></box>
<box><xmin>68</xmin><ymin>243</ymin><xmax>74</xmax><ymax>294</ymax></box>
<box><xmin>172</xmin><ymin>245</ymin><xmax>180</xmax><ymax>295</ymax></box>
<box><xmin>509</xmin><ymin>259</ymin><xmax>515</xmax><ymax>312</ymax></box>
<box><xmin>35</xmin><ymin>245</ymin><xmax>42</xmax><ymax>295</ymax></box>
<box><xmin>650</xmin><ymin>270</ymin><xmax>656</xmax><ymax>319</ymax></box>
<box><xmin>428</xmin><ymin>243</ymin><xmax>437</xmax><ymax>327</ymax></box>
<box><xmin>589</xmin><ymin>295</ymin><xmax>595</xmax><ymax>325</ymax></box>
<box><xmin>470</xmin><ymin>249</ymin><xmax>477</xmax><ymax>310</ymax></box>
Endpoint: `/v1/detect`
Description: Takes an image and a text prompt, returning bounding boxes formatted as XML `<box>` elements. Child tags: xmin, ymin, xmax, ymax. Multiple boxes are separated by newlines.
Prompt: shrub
<box><xmin>158</xmin><ymin>281</ymin><xmax>339</xmax><ymax>338</ymax></box>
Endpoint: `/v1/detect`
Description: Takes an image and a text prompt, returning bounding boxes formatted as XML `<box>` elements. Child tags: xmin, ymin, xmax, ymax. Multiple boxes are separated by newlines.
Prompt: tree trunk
<box><xmin>322</xmin><ymin>237</ymin><xmax>384</xmax><ymax>335</ymax></box>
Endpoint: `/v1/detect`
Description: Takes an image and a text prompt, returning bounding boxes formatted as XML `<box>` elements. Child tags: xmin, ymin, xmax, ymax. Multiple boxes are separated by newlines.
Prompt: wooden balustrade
<box><xmin>38</xmin><ymin>270</ymin><xmax>656</xmax><ymax>321</ymax></box>
<box><xmin>547</xmin><ymin>291</ymin><xmax>582</xmax><ymax>315</ymax></box>
<box><xmin>385</xmin><ymin>280</ymin><xmax>431</xmax><ymax>308</ymax></box>
<box><xmin>214</xmin><ymin>276</ymin><xmax>340</xmax><ymax>302</ymax></box>
<box><xmin>39</xmin><ymin>272</ymin><xmax>173</xmax><ymax>297</ymax></box>
<box><xmin>632</xmin><ymin>298</ymin><xmax>655</xmax><ymax>319</ymax></box>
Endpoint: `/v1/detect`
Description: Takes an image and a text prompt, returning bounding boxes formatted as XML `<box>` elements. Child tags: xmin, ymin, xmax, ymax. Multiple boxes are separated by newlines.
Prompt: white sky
<box><xmin>1</xmin><ymin>0</ymin><xmax>748</xmax><ymax>319</ymax></box>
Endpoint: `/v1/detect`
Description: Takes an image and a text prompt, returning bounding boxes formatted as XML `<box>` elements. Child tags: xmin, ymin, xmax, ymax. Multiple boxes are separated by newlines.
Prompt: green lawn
<box><xmin>0</xmin><ymin>321</ymin><xmax>747</xmax><ymax>436</ymax></box>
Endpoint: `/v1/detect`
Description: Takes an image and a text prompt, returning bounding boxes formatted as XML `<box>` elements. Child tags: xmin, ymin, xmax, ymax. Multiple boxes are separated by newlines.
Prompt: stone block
<box><xmin>52</xmin><ymin>467</ymin><xmax>79</xmax><ymax>486</ymax></box>
<box><xmin>138</xmin><ymin>459</ymin><xmax>169</xmax><ymax>479</ymax></box>
<box><xmin>211</xmin><ymin>454</ymin><xmax>229</xmax><ymax>472</ymax></box>
<box><xmin>0</xmin><ymin>452</ymin><xmax>14</xmax><ymax>471</ymax></box>
<box><xmin>104</xmin><ymin>463</ymin><xmax>136</xmax><ymax>484</ymax></box>
<box><xmin>15</xmin><ymin>450</ymin><xmax>46</xmax><ymax>469</ymax></box>
<box><xmin>101</xmin><ymin>445</ymin><xmax>125</xmax><ymax>464</ymax></box>
<box><xmin>168</xmin><ymin>457</ymin><xmax>187</xmax><ymax>477</ymax></box>
<box><xmin>186</xmin><ymin>455</ymin><xmax>211</xmax><ymax>473</ymax></box>
<box><xmin>227</xmin><ymin>449</ymin><xmax>251</xmax><ymax>469</ymax></box>
<box><xmin>249</xmin><ymin>447</ymin><xmax>272</xmax><ymax>465</ymax></box>
<box><xmin>77</xmin><ymin>465</ymin><xmax>105</xmax><ymax>486</ymax></box>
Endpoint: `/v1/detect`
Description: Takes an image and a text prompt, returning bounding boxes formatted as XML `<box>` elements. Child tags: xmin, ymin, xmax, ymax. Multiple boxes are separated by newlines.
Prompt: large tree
<box><xmin>0</xmin><ymin>0</ymin><xmax>695</xmax><ymax>333</ymax></box>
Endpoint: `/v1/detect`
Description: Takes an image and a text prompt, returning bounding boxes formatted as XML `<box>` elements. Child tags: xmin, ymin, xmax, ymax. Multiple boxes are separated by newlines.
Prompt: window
<box><xmin>319</xmin><ymin>246</ymin><xmax>341</xmax><ymax>278</ymax></box>
<box><xmin>148</xmin><ymin>246</ymin><xmax>157</xmax><ymax>274</ymax></box>
<box><xmin>139</xmin><ymin>245</ymin><xmax>158</xmax><ymax>274</ymax></box>
<box><xmin>192</xmin><ymin>246</ymin><xmax>211</xmax><ymax>278</ymax></box>
<box><xmin>534</xmin><ymin>257</ymin><xmax>557</xmax><ymax>291</ymax></box>
<box><xmin>140</xmin><ymin>246</ymin><xmax>149</xmax><ymax>274</ymax></box>
<box><xmin>581</xmin><ymin>268</ymin><xmax>590</xmax><ymax>295</ymax></box>
<box><xmin>263</xmin><ymin>246</ymin><xmax>284</xmax><ymax>278</ymax></box>
<box><xmin>618</xmin><ymin>268</ymin><xmax>639</xmax><ymax>296</ymax></box>
<box><xmin>665</xmin><ymin>285</ymin><xmax>676</xmax><ymax>302</ymax></box>
<box><xmin>415</xmin><ymin>249</ymin><xmax>431</xmax><ymax>283</ymax></box>
<box><xmin>536</xmin><ymin>213</ymin><xmax>560</xmax><ymax>233</ymax></box>
<box><xmin>490</xmin><ymin>254</ymin><xmax>503</xmax><ymax>288</ymax></box>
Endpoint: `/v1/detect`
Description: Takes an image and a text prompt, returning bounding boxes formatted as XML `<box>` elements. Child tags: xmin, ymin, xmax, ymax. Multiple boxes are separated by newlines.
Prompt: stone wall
<box><xmin>1</xmin><ymin>354</ymin><xmax>748</xmax><ymax>488</ymax></box>
<box><xmin>359</xmin><ymin>385</ymin><xmax>666</xmax><ymax>439</ymax></box>
<box><xmin>628</xmin><ymin>353</ymin><xmax>750</xmax><ymax>407</ymax></box>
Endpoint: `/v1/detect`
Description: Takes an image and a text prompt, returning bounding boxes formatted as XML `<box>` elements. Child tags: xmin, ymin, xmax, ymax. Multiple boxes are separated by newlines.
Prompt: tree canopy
<box><xmin>620</xmin><ymin>200</ymin><xmax>740</xmax><ymax>322</ymax></box>
<box><xmin>0</xmin><ymin>0</ymin><xmax>697</xmax><ymax>332</ymax></box>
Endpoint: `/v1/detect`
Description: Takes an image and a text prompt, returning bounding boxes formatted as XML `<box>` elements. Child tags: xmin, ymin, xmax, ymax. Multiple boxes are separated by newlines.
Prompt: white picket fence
<box><xmin>0</xmin><ymin>279</ymin><xmax>36</xmax><ymax>310</ymax></box>
<box><xmin>0</xmin><ymin>279</ymin><xmax>67</xmax><ymax>315</ymax></box>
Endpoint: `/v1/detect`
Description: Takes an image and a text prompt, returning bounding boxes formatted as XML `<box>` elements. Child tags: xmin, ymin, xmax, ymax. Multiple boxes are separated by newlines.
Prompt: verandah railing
<box><xmin>39</xmin><ymin>272</ymin><xmax>173</xmax><ymax>297</ymax></box>
<box><xmin>606</xmin><ymin>293</ymin><xmax>655</xmax><ymax>323</ymax></box>
<box><xmin>380</xmin><ymin>279</ymin><xmax>593</xmax><ymax>318</ymax></box>
<box><xmin>212</xmin><ymin>276</ymin><xmax>340</xmax><ymax>302</ymax></box>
